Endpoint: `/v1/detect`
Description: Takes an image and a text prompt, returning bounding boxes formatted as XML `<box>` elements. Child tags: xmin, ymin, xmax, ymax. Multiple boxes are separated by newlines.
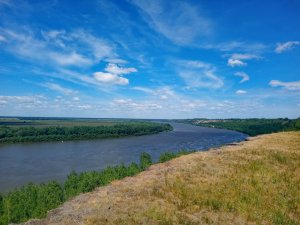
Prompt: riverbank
<box><xmin>20</xmin><ymin>131</ymin><xmax>300</xmax><ymax>225</ymax></box>
<box><xmin>176</xmin><ymin>118</ymin><xmax>300</xmax><ymax>136</ymax></box>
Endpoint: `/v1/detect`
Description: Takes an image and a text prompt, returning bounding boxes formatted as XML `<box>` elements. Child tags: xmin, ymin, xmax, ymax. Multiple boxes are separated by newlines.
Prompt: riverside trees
<box><xmin>0</xmin><ymin>122</ymin><xmax>172</xmax><ymax>143</ymax></box>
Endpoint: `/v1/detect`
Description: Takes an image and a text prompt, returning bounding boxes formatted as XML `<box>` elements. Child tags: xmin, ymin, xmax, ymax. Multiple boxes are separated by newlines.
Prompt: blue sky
<box><xmin>0</xmin><ymin>0</ymin><xmax>299</xmax><ymax>119</ymax></box>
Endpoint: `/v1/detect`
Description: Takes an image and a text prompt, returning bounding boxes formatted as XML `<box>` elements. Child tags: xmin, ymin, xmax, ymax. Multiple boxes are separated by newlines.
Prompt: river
<box><xmin>0</xmin><ymin>122</ymin><xmax>247</xmax><ymax>193</ymax></box>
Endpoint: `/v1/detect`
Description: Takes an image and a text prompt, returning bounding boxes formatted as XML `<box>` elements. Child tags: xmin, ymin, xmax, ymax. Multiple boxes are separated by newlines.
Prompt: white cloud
<box><xmin>0</xmin><ymin>28</ymin><xmax>117</xmax><ymax>67</ymax></box>
<box><xmin>70</xmin><ymin>30</ymin><xmax>116</xmax><ymax>61</ymax></box>
<box><xmin>236</xmin><ymin>90</ymin><xmax>247</xmax><ymax>95</ymax></box>
<box><xmin>77</xmin><ymin>104</ymin><xmax>92</xmax><ymax>110</ymax></box>
<box><xmin>234</xmin><ymin>72</ymin><xmax>249</xmax><ymax>83</ymax></box>
<box><xmin>48</xmin><ymin>51</ymin><xmax>92</xmax><ymax>66</ymax></box>
<box><xmin>228</xmin><ymin>59</ymin><xmax>246</xmax><ymax>67</ymax></box>
<box><xmin>0</xmin><ymin>95</ymin><xmax>47</xmax><ymax>108</ymax></box>
<box><xmin>178</xmin><ymin>60</ymin><xmax>223</xmax><ymax>89</ymax></box>
<box><xmin>230</xmin><ymin>53</ymin><xmax>260</xmax><ymax>60</ymax></box>
<box><xmin>94</xmin><ymin>72</ymin><xmax>129</xmax><ymax>85</ymax></box>
<box><xmin>227</xmin><ymin>53</ymin><xmax>260</xmax><ymax>67</ymax></box>
<box><xmin>132</xmin><ymin>86</ymin><xmax>153</xmax><ymax>94</ymax></box>
<box><xmin>131</xmin><ymin>0</ymin><xmax>213</xmax><ymax>45</ymax></box>
<box><xmin>269</xmin><ymin>80</ymin><xmax>300</xmax><ymax>91</ymax></box>
<box><xmin>275</xmin><ymin>41</ymin><xmax>300</xmax><ymax>53</ymax></box>
<box><xmin>93</xmin><ymin>63</ymin><xmax>137</xmax><ymax>86</ymax></box>
<box><xmin>105</xmin><ymin>63</ymin><xmax>137</xmax><ymax>74</ymax></box>
<box><xmin>43</xmin><ymin>82</ymin><xmax>77</xmax><ymax>95</ymax></box>
<box><xmin>112</xmin><ymin>98</ymin><xmax>162</xmax><ymax>111</ymax></box>
<box><xmin>133</xmin><ymin>86</ymin><xmax>177</xmax><ymax>100</ymax></box>
<box><xmin>202</xmin><ymin>41</ymin><xmax>267</xmax><ymax>53</ymax></box>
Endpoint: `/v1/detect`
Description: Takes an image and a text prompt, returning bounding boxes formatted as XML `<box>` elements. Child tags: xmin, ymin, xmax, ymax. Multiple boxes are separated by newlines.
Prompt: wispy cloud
<box><xmin>0</xmin><ymin>95</ymin><xmax>47</xmax><ymax>107</ymax></box>
<box><xmin>42</xmin><ymin>82</ymin><xmax>77</xmax><ymax>95</ymax></box>
<box><xmin>176</xmin><ymin>60</ymin><xmax>223</xmax><ymax>89</ymax></box>
<box><xmin>202</xmin><ymin>41</ymin><xmax>267</xmax><ymax>53</ymax></box>
<box><xmin>0</xmin><ymin>27</ymin><xmax>117</xmax><ymax>67</ymax></box>
<box><xmin>130</xmin><ymin>0</ymin><xmax>213</xmax><ymax>45</ymax></box>
<box><xmin>234</xmin><ymin>72</ymin><xmax>250</xmax><ymax>83</ymax></box>
<box><xmin>269</xmin><ymin>80</ymin><xmax>300</xmax><ymax>91</ymax></box>
<box><xmin>133</xmin><ymin>86</ymin><xmax>177</xmax><ymax>100</ymax></box>
<box><xmin>275</xmin><ymin>41</ymin><xmax>300</xmax><ymax>53</ymax></box>
<box><xmin>227</xmin><ymin>53</ymin><xmax>261</xmax><ymax>67</ymax></box>
<box><xmin>228</xmin><ymin>59</ymin><xmax>246</xmax><ymax>67</ymax></box>
<box><xmin>112</xmin><ymin>98</ymin><xmax>162</xmax><ymax>111</ymax></box>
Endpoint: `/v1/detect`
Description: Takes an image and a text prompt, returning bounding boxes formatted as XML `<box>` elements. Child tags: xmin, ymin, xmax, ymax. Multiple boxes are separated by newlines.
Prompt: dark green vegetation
<box><xmin>0</xmin><ymin>150</ymin><xmax>193</xmax><ymax>225</ymax></box>
<box><xmin>0</xmin><ymin>118</ymin><xmax>172</xmax><ymax>143</ymax></box>
<box><xmin>178</xmin><ymin>118</ymin><xmax>300</xmax><ymax>136</ymax></box>
<box><xmin>158</xmin><ymin>150</ymin><xmax>194</xmax><ymax>163</ymax></box>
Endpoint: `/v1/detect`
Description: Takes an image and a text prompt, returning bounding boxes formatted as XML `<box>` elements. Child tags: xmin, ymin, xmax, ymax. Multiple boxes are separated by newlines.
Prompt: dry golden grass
<box><xmin>23</xmin><ymin>132</ymin><xmax>300</xmax><ymax>225</ymax></box>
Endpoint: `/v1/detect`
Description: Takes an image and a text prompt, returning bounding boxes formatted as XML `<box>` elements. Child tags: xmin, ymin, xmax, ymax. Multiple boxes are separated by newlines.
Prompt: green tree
<box><xmin>64</xmin><ymin>171</ymin><xmax>80</xmax><ymax>200</ymax></box>
<box><xmin>140</xmin><ymin>152</ymin><xmax>152</xmax><ymax>170</ymax></box>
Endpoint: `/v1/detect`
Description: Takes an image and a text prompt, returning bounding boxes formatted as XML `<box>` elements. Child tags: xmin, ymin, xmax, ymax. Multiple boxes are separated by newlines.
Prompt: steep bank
<box><xmin>21</xmin><ymin>132</ymin><xmax>300</xmax><ymax>225</ymax></box>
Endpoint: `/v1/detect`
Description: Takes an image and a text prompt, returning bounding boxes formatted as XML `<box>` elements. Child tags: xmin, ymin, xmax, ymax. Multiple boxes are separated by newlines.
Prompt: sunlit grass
<box><xmin>23</xmin><ymin>132</ymin><xmax>300</xmax><ymax>225</ymax></box>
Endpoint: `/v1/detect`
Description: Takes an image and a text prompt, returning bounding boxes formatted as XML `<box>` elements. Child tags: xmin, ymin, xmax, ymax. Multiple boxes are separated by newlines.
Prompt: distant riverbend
<box><xmin>0</xmin><ymin>122</ymin><xmax>246</xmax><ymax>192</ymax></box>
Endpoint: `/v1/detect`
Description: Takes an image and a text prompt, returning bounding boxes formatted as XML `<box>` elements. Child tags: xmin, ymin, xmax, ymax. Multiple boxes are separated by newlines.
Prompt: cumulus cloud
<box><xmin>234</xmin><ymin>72</ymin><xmax>250</xmax><ymax>83</ymax></box>
<box><xmin>94</xmin><ymin>72</ymin><xmax>129</xmax><ymax>85</ymax></box>
<box><xmin>269</xmin><ymin>80</ymin><xmax>300</xmax><ymax>91</ymax></box>
<box><xmin>236</xmin><ymin>90</ymin><xmax>247</xmax><ymax>95</ymax></box>
<box><xmin>275</xmin><ymin>41</ymin><xmax>300</xmax><ymax>53</ymax></box>
<box><xmin>131</xmin><ymin>0</ymin><xmax>213</xmax><ymax>45</ymax></box>
<box><xmin>93</xmin><ymin>63</ymin><xmax>137</xmax><ymax>85</ymax></box>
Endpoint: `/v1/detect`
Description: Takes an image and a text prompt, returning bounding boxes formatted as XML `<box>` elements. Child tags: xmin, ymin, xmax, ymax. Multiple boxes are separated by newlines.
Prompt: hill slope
<box><xmin>22</xmin><ymin>132</ymin><xmax>300</xmax><ymax>225</ymax></box>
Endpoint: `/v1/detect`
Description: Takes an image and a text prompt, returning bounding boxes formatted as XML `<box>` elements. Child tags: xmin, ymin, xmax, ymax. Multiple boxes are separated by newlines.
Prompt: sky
<box><xmin>0</xmin><ymin>0</ymin><xmax>299</xmax><ymax>119</ymax></box>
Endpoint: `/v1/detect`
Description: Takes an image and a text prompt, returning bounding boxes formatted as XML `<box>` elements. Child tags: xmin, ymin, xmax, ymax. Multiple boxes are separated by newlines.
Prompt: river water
<box><xmin>0</xmin><ymin>122</ymin><xmax>247</xmax><ymax>192</ymax></box>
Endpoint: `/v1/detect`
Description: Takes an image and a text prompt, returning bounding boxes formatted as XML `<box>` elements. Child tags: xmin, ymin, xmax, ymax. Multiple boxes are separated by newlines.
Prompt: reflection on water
<box><xmin>0</xmin><ymin>122</ymin><xmax>246</xmax><ymax>192</ymax></box>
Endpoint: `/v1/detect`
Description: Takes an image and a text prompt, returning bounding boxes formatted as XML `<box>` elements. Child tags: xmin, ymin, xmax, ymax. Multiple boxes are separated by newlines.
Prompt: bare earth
<box><xmin>21</xmin><ymin>132</ymin><xmax>300</xmax><ymax>225</ymax></box>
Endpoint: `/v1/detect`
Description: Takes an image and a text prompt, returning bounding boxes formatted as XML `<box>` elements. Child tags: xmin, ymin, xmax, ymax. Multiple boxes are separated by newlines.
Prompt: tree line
<box><xmin>0</xmin><ymin>150</ymin><xmax>192</xmax><ymax>225</ymax></box>
<box><xmin>182</xmin><ymin>118</ymin><xmax>300</xmax><ymax>136</ymax></box>
<box><xmin>0</xmin><ymin>122</ymin><xmax>172</xmax><ymax>143</ymax></box>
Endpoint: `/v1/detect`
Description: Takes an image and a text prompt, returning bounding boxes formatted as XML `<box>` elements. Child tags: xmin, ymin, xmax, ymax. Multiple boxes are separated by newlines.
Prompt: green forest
<box><xmin>0</xmin><ymin>150</ymin><xmax>192</xmax><ymax>225</ymax></box>
<box><xmin>0</xmin><ymin>122</ymin><xmax>172</xmax><ymax>143</ymax></box>
<box><xmin>180</xmin><ymin>118</ymin><xmax>300</xmax><ymax>136</ymax></box>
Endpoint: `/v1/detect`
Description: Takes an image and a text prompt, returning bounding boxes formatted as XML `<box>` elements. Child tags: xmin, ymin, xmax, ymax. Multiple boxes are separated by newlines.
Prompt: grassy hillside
<box><xmin>20</xmin><ymin>131</ymin><xmax>300</xmax><ymax>225</ymax></box>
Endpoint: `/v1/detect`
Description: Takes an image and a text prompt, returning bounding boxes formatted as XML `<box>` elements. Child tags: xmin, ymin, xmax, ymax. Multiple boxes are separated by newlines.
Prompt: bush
<box><xmin>0</xmin><ymin>149</ymin><xmax>192</xmax><ymax>225</ymax></box>
<box><xmin>140</xmin><ymin>152</ymin><xmax>152</xmax><ymax>170</ymax></box>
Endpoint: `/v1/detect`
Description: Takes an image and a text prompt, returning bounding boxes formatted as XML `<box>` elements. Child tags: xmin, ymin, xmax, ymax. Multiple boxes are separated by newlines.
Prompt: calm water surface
<box><xmin>0</xmin><ymin>122</ymin><xmax>247</xmax><ymax>192</ymax></box>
